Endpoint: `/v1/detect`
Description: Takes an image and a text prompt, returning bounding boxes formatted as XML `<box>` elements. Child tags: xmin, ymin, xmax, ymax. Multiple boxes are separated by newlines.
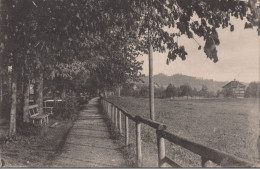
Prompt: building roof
<box><xmin>222</xmin><ymin>80</ymin><xmax>246</xmax><ymax>88</ymax></box>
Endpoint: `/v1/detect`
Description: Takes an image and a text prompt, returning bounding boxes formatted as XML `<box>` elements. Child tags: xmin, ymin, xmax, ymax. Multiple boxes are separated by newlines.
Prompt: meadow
<box><xmin>107</xmin><ymin>96</ymin><xmax>259</xmax><ymax>167</ymax></box>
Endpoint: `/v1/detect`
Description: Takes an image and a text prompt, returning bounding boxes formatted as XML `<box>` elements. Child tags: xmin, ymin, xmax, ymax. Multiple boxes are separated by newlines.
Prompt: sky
<box><xmin>138</xmin><ymin>18</ymin><xmax>260</xmax><ymax>83</ymax></box>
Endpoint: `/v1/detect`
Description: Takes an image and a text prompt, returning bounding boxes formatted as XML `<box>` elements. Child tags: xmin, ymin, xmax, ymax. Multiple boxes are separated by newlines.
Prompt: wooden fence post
<box><xmin>119</xmin><ymin>110</ymin><xmax>122</xmax><ymax>134</ymax></box>
<box><xmin>115</xmin><ymin>107</ymin><xmax>118</xmax><ymax>128</ymax></box>
<box><xmin>125</xmin><ymin>116</ymin><xmax>129</xmax><ymax>145</ymax></box>
<box><xmin>157</xmin><ymin>131</ymin><xmax>166</xmax><ymax>167</ymax></box>
<box><xmin>136</xmin><ymin>121</ymin><xmax>142</xmax><ymax>167</ymax></box>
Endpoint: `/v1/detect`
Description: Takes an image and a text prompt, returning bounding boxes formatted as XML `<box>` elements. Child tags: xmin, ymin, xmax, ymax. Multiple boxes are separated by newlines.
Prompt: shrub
<box><xmin>53</xmin><ymin>90</ymin><xmax>80</xmax><ymax>120</ymax></box>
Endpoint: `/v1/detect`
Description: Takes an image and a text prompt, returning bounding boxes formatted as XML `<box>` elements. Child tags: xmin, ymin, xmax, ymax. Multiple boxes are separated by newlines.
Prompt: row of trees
<box><xmin>121</xmin><ymin>83</ymin><xmax>216</xmax><ymax>98</ymax></box>
<box><xmin>0</xmin><ymin>0</ymin><xmax>144</xmax><ymax>137</ymax></box>
<box><xmin>121</xmin><ymin>82</ymin><xmax>260</xmax><ymax>98</ymax></box>
<box><xmin>0</xmin><ymin>0</ymin><xmax>259</xmax><ymax>137</ymax></box>
<box><xmin>164</xmin><ymin>84</ymin><xmax>213</xmax><ymax>98</ymax></box>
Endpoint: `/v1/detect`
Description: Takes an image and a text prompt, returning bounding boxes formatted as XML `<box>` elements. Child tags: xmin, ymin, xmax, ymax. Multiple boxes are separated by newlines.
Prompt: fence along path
<box><xmin>101</xmin><ymin>97</ymin><xmax>256</xmax><ymax>167</ymax></box>
<box><xmin>50</xmin><ymin>97</ymin><xmax>128</xmax><ymax>167</ymax></box>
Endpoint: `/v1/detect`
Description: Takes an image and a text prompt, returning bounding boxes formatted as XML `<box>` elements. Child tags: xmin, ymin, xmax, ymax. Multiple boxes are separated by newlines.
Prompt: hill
<box><xmin>138</xmin><ymin>73</ymin><xmax>233</xmax><ymax>93</ymax></box>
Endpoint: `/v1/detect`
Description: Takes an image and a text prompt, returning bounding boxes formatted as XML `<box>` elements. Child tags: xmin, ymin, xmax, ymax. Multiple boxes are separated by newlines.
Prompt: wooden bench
<box><xmin>29</xmin><ymin>104</ymin><xmax>50</xmax><ymax>125</ymax></box>
<box><xmin>43</xmin><ymin>99</ymin><xmax>63</xmax><ymax>115</ymax></box>
<box><xmin>43</xmin><ymin>100</ymin><xmax>54</xmax><ymax>115</ymax></box>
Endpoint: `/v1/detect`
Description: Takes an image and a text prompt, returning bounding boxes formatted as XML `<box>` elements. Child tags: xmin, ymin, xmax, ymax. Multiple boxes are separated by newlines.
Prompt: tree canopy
<box><xmin>0</xmin><ymin>0</ymin><xmax>259</xmax><ymax>135</ymax></box>
<box><xmin>1</xmin><ymin>0</ymin><xmax>259</xmax><ymax>81</ymax></box>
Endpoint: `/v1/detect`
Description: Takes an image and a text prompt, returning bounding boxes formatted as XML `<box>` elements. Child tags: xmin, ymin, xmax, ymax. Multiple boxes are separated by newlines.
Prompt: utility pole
<box><xmin>148</xmin><ymin>0</ymin><xmax>155</xmax><ymax>121</ymax></box>
<box><xmin>148</xmin><ymin>28</ymin><xmax>155</xmax><ymax>121</ymax></box>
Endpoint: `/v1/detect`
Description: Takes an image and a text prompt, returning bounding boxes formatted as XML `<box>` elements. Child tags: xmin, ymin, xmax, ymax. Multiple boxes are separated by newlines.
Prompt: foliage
<box><xmin>216</xmin><ymin>90</ymin><xmax>222</xmax><ymax>97</ymax></box>
<box><xmin>222</xmin><ymin>87</ymin><xmax>234</xmax><ymax>98</ymax></box>
<box><xmin>247</xmin><ymin>0</ymin><xmax>260</xmax><ymax>35</ymax></box>
<box><xmin>121</xmin><ymin>83</ymin><xmax>218</xmax><ymax>99</ymax></box>
<box><xmin>53</xmin><ymin>90</ymin><xmax>80</xmax><ymax>120</ymax></box>
<box><xmin>105</xmin><ymin>0</ymin><xmax>259</xmax><ymax>64</ymax></box>
<box><xmin>1</xmin><ymin>0</ymin><xmax>259</xmax><ymax>136</ymax></box>
<box><xmin>154</xmin><ymin>87</ymin><xmax>166</xmax><ymax>98</ymax></box>
<box><xmin>1</xmin><ymin>0</ymin><xmax>259</xmax><ymax>94</ymax></box>
<box><xmin>245</xmin><ymin>82</ymin><xmax>260</xmax><ymax>97</ymax></box>
<box><xmin>139</xmin><ymin>85</ymin><xmax>150</xmax><ymax>97</ymax></box>
<box><xmin>199</xmin><ymin>85</ymin><xmax>209</xmax><ymax>97</ymax></box>
<box><xmin>165</xmin><ymin>83</ymin><xmax>177</xmax><ymax>98</ymax></box>
<box><xmin>180</xmin><ymin>84</ymin><xmax>192</xmax><ymax>97</ymax></box>
<box><xmin>191</xmin><ymin>88</ymin><xmax>198</xmax><ymax>97</ymax></box>
<box><xmin>121</xmin><ymin>83</ymin><xmax>136</xmax><ymax>96</ymax></box>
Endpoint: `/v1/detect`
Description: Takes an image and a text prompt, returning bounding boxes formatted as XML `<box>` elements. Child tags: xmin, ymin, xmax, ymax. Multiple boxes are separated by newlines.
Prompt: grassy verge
<box><xmin>100</xmin><ymin>104</ymin><xmax>137</xmax><ymax>167</ymax></box>
<box><xmin>0</xmin><ymin>118</ymin><xmax>73</xmax><ymax>167</ymax></box>
<box><xmin>106</xmin><ymin>96</ymin><xmax>259</xmax><ymax>167</ymax></box>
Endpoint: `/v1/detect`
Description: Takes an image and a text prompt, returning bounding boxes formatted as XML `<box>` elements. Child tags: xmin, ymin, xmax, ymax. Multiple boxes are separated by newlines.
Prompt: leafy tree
<box><xmin>180</xmin><ymin>84</ymin><xmax>192</xmax><ymax>98</ymax></box>
<box><xmin>191</xmin><ymin>88</ymin><xmax>198</xmax><ymax>97</ymax></box>
<box><xmin>102</xmin><ymin>0</ymin><xmax>259</xmax><ymax>63</ymax></box>
<box><xmin>206</xmin><ymin>91</ymin><xmax>216</xmax><ymax>98</ymax></box>
<box><xmin>245</xmin><ymin>82</ymin><xmax>260</xmax><ymax>97</ymax></box>
<box><xmin>121</xmin><ymin>83</ymin><xmax>135</xmax><ymax>96</ymax></box>
<box><xmin>222</xmin><ymin>87</ymin><xmax>234</xmax><ymax>98</ymax></box>
<box><xmin>200</xmin><ymin>85</ymin><xmax>208</xmax><ymax>97</ymax></box>
<box><xmin>139</xmin><ymin>85</ymin><xmax>149</xmax><ymax>97</ymax></box>
<box><xmin>155</xmin><ymin>87</ymin><xmax>165</xmax><ymax>98</ymax></box>
<box><xmin>1</xmin><ymin>0</ymin><xmax>259</xmax><ymax>133</ymax></box>
<box><xmin>165</xmin><ymin>83</ymin><xmax>176</xmax><ymax>98</ymax></box>
<box><xmin>0</xmin><ymin>0</ymin><xmax>144</xmax><ymax>136</ymax></box>
<box><xmin>216</xmin><ymin>90</ymin><xmax>222</xmax><ymax>97</ymax></box>
<box><xmin>105</xmin><ymin>0</ymin><xmax>259</xmax><ymax>119</ymax></box>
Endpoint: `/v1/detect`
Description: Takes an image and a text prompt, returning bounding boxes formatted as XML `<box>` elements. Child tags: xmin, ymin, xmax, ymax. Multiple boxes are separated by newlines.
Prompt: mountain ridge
<box><xmin>137</xmin><ymin>73</ymin><xmax>247</xmax><ymax>93</ymax></box>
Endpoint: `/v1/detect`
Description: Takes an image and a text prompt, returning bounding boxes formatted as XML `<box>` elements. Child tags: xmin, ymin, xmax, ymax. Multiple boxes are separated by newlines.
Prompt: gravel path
<box><xmin>50</xmin><ymin>97</ymin><xmax>128</xmax><ymax>167</ymax></box>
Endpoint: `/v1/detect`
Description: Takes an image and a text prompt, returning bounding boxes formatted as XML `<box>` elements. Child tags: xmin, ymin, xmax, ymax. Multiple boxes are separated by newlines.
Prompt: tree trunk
<box><xmin>23</xmin><ymin>75</ymin><xmax>30</xmax><ymax>123</ymax></box>
<box><xmin>9</xmin><ymin>67</ymin><xmax>17</xmax><ymax>137</ymax></box>
<box><xmin>34</xmin><ymin>71</ymin><xmax>43</xmax><ymax>114</ymax></box>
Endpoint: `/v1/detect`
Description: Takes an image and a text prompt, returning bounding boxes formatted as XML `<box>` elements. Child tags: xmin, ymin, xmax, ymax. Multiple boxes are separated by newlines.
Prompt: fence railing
<box><xmin>100</xmin><ymin>97</ymin><xmax>255</xmax><ymax>167</ymax></box>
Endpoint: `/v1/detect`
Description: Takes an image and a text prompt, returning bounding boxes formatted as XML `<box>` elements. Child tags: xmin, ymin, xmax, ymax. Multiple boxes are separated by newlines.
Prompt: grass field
<box><xmin>107</xmin><ymin>96</ymin><xmax>260</xmax><ymax>167</ymax></box>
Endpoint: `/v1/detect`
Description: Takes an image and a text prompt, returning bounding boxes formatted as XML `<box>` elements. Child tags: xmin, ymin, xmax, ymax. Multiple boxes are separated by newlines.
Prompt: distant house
<box><xmin>222</xmin><ymin>80</ymin><xmax>246</xmax><ymax>98</ymax></box>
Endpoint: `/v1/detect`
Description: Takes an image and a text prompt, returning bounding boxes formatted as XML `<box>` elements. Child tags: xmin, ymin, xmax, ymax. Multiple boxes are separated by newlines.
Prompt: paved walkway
<box><xmin>50</xmin><ymin>97</ymin><xmax>127</xmax><ymax>167</ymax></box>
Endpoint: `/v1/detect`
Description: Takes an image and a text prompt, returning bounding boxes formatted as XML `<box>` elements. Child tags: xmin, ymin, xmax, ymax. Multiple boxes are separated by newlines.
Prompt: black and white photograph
<box><xmin>0</xmin><ymin>0</ymin><xmax>259</xmax><ymax>167</ymax></box>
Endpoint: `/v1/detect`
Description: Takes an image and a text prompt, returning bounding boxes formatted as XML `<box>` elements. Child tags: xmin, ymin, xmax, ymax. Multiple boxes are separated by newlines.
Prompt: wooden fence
<box><xmin>101</xmin><ymin>97</ymin><xmax>255</xmax><ymax>168</ymax></box>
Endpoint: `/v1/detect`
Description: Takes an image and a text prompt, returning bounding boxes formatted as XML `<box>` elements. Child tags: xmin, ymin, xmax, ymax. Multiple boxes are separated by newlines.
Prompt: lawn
<box><xmin>107</xmin><ymin>96</ymin><xmax>259</xmax><ymax>167</ymax></box>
